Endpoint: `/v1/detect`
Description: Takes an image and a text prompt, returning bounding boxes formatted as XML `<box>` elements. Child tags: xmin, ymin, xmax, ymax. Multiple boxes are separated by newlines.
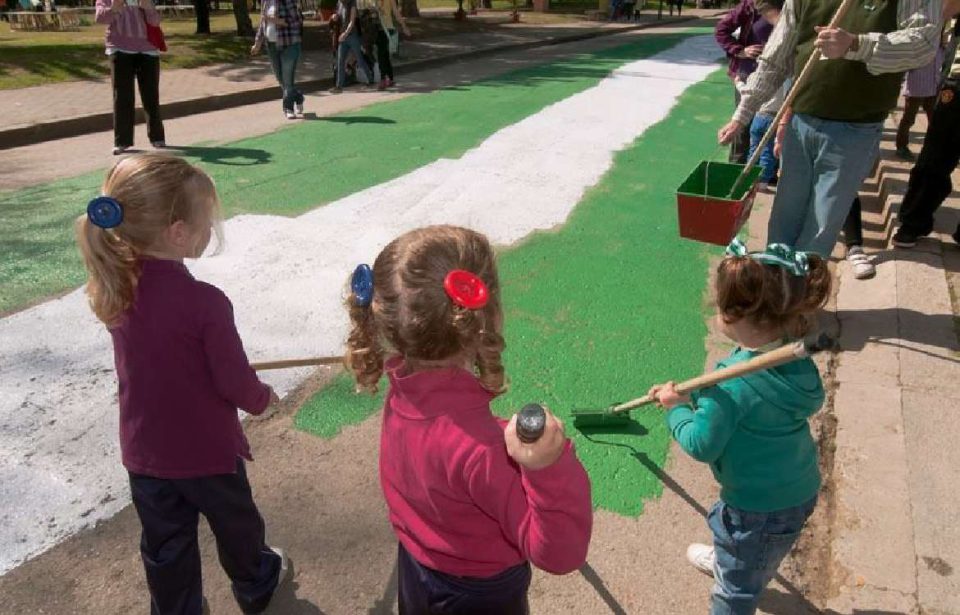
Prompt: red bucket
<box><xmin>676</xmin><ymin>161</ymin><xmax>762</xmax><ymax>246</ymax></box>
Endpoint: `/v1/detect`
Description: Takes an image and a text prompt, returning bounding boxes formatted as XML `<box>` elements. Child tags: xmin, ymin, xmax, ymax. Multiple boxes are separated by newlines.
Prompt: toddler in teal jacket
<box><xmin>650</xmin><ymin>239</ymin><xmax>831</xmax><ymax>615</ymax></box>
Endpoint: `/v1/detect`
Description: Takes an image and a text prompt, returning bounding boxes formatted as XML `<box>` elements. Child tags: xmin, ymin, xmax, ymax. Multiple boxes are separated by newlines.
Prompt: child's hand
<box><xmin>648</xmin><ymin>381</ymin><xmax>690</xmax><ymax>409</ymax></box>
<box><xmin>505</xmin><ymin>407</ymin><xmax>566</xmax><ymax>471</ymax></box>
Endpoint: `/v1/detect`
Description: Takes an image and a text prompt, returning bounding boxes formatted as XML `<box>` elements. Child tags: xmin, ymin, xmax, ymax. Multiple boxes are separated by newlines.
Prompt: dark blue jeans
<box><xmin>336</xmin><ymin>31</ymin><xmax>372</xmax><ymax>88</ymax></box>
<box><xmin>708</xmin><ymin>497</ymin><xmax>818</xmax><ymax>615</ymax></box>
<box><xmin>397</xmin><ymin>543</ymin><xmax>532</xmax><ymax>615</ymax></box>
<box><xmin>128</xmin><ymin>459</ymin><xmax>282</xmax><ymax>615</ymax></box>
<box><xmin>266</xmin><ymin>41</ymin><xmax>304</xmax><ymax>112</ymax></box>
<box><xmin>748</xmin><ymin>113</ymin><xmax>779</xmax><ymax>183</ymax></box>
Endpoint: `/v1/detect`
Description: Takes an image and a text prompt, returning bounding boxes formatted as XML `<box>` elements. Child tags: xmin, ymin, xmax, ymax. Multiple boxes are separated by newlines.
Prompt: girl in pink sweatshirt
<box><xmin>345</xmin><ymin>225</ymin><xmax>593</xmax><ymax>614</ymax></box>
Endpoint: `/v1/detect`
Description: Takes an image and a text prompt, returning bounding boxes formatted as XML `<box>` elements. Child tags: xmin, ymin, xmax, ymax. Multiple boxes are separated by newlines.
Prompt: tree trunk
<box><xmin>401</xmin><ymin>0</ymin><xmax>419</xmax><ymax>17</ymax></box>
<box><xmin>194</xmin><ymin>0</ymin><xmax>210</xmax><ymax>33</ymax></box>
<box><xmin>479</xmin><ymin>0</ymin><xmax>491</xmax><ymax>8</ymax></box>
<box><xmin>233</xmin><ymin>0</ymin><xmax>255</xmax><ymax>36</ymax></box>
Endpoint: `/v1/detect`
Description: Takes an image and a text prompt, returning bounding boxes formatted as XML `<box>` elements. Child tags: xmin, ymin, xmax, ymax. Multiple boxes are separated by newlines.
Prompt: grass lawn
<box><xmin>0</xmin><ymin>12</ymin><xmax>256</xmax><ymax>89</ymax></box>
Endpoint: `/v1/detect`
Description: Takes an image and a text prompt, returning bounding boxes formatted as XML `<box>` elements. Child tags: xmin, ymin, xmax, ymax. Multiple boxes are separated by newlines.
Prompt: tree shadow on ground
<box><xmin>162</xmin><ymin>144</ymin><xmax>272</xmax><ymax>166</ymax></box>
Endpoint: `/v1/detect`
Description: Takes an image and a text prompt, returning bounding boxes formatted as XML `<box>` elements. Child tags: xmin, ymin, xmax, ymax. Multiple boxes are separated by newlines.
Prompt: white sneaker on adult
<box><xmin>846</xmin><ymin>246</ymin><xmax>876</xmax><ymax>280</ymax></box>
<box><xmin>686</xmin><ymin>543</ymin><xmax>716</xmax><ymax>577</ymax></box>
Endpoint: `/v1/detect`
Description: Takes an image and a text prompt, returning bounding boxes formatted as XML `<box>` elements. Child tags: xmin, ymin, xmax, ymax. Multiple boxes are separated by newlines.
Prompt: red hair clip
<box><xmin>444</xmin><ymin>270</ymin><xmax>489</xmax><ymax>310</ymax></box>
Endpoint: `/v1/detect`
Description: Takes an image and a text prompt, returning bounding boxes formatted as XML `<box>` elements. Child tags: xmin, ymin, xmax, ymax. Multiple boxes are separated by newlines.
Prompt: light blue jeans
<box><xmin>708</xmin><ymin>497</ymin><xmax>818</xmax><ymax>615</ymax></box>
<box><xmin>768</xmin><ymin>113</ymin><xmax>882</xmax><ymax>256</ymax></box>
<box><xmin>266</xmin><ymin>42</ymin><xmax>304</xmax><ymax>112</ymax></box>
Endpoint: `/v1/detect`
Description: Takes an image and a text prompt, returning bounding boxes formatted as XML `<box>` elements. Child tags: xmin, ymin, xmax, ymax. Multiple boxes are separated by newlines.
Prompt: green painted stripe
<box><xmin>295</xmin><ymin>68</ymin><xmax>733</xmax><ymax>516</ymax></box>
<box><xmin>0</xmin><ymin>29</ymin><xmax>709</xmax><ymax>316</ymax></box>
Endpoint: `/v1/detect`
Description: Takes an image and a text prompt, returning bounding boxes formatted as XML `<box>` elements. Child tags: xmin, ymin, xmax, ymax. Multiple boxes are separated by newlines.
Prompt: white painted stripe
<box><xmin>0</xmin><ymin>35</ymin><xmax>722</xmax><ymax>575</ymax></box>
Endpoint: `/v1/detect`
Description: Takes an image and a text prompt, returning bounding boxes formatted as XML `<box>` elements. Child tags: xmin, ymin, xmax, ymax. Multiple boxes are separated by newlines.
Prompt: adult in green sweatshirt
<box><xmin>718</xmin><ymin>0</ymin><xmax>942</xmax><ymax>258</ymax></box>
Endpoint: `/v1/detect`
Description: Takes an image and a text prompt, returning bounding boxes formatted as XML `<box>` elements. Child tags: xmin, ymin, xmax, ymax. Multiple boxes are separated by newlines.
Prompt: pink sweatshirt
<box><xmin>95</xmin><ymin>0</ymin><xmax>160</xmax><ymax>53</ymax></box>
<box><xmin>379</xmin><ymin>357</ymin><xmax>593</xmax><ymax>578</ymax></box>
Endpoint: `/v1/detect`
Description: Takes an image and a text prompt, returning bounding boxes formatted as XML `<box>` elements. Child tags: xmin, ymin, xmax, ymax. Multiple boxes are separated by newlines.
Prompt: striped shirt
<box><xmin>734</xmin><ymin>0</ymin><xmax>943</xmax><ymax>125</ymax></box>
<box><xmin>904</xmin><ymin>47</ymin><xmax>945</xmax><ymax>95</ymax></box>
<box><xmin>946</xmin><ymin>18</ymin><xmax>960</xmax><ymax>78</ymax></box>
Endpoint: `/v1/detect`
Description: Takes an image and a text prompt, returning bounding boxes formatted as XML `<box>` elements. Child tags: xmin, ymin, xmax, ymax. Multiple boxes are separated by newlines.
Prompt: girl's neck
<box><xmin>404</xmin><ymin>355</ymin><xmax>472</xmax><ymax>375</ymax></box>
<box><xmin>724</xmin><ymin>318</ymin><xmax>783</xmax><ymax>351</ymax></box>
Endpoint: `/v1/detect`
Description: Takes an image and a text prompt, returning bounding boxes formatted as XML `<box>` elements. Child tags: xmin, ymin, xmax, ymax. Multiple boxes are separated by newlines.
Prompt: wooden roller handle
<box><xmin>612</xmin><ymin>339</ymin><xmax>817</xmax><ymax>414</ymax></box>
<box><xmin>251</xmin><ymin>356</ymin><xmax>343</xmax><ymax>371</ymax></box>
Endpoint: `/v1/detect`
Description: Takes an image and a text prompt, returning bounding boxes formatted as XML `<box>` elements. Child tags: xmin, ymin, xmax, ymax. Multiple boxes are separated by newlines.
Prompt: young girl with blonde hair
<box><xmin>76</xmin><ymin>153</ymin><xmax>287</xmax><ymax>615</ymax></box>
<box><xmin>345</xmin><ymin>225</ymin><xmax>593</xmax><ymax>614</ymax></box>
<box><xmin>651</xmin><ymin>239</ymin><xmax>832</xmax><ymax>615</ymax></box>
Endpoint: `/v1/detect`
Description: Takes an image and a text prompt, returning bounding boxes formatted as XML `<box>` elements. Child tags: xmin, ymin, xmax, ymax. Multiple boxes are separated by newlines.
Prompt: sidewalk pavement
<box><xmin>0</xmin><ymin>10</ymin><xmax>721</xmax><ymax>149</ymax></box>
<box><xmin>822</xmin><ymin>113</ymin><xmax>960</xmax><ymax>614</ymax></box>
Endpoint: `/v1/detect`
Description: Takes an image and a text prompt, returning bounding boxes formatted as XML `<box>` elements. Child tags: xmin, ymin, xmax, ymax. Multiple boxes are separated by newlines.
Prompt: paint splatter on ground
<box><xmin>296</xmin><ymin>68</ymin><xmax>733</xmax><ymax>516</ymax></box>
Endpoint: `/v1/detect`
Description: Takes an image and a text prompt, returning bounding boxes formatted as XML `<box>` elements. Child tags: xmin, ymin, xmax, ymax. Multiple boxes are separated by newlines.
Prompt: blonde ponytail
<box><xmin>75</xmin><ymin>153</ymin><xmax>220</xmax><ymax>327</ymax></box>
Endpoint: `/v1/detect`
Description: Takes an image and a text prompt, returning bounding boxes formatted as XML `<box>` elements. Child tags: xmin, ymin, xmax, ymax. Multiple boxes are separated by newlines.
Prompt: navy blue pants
<box><xmin>397</xmin><ymin>543</ymin><xmax>531</xmax><ymax>615</ymax></box>
<box><xmin>128</xmin><ymin>459</ymin><xmax>282</xmax><ymax>615</ymax></box>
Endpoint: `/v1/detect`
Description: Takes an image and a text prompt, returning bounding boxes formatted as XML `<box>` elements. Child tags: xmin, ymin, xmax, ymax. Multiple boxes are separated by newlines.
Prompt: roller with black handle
<box><xmin>515</xmin><ymin>403</ymin><xmax>548</xmax><ymax>443</ymax></box>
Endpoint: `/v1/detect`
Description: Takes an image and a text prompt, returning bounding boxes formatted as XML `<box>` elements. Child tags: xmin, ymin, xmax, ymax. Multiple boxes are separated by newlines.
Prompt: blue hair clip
<box><xmin>87</xmin><ymin>196</ymin><xmax>124</xmax><ymax>229</ymax></box>
<box><xmin>725</xmin><ymin>238</ymin><xmax>810</xmax><ymax>277</ymax></box>
<box><xmin>351</xmin><ymin>264</ymin><xmax>374</xmax><ymax>307</ymax></box>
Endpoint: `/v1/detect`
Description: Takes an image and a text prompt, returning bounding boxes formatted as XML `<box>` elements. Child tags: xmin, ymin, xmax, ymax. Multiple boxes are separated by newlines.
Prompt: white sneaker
<box><xmin>846</xmin><ymin>246</ymin><xmax>876</xmax><ymax>280</ymax></box>
<box><xmin>686</xmin><ymin>543</ymin><xmax>715</xmax><ymax>577</ymax></box>
<box><xmin>295</xmin><ymin>101</ymin><xmax>304</xmax><ymax>117</ymax></box>
<box><xmin>270</xmin><ymin>546</ymin><xmax>291</xmax><ymax>588</ymax></box>
<box><xmin>284</xmin><ymin>109</ymin><xmax>296</xmax><ymax>120</ymax></box>
<box><xmin>112</xmin><ymin>145</ymin><xmax>130</xmax><ymax>156</ymax></box>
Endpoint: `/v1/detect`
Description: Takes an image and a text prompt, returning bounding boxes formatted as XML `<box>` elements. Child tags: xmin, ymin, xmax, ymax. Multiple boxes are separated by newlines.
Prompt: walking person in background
<box><xmin>746</xmin><ymin>0</ymin><xmax>786</xmax><ymax>185</ymax></box>
<box><xmin>96</xmin><ymin>0</ymin><xmax>166</xmax><ymax>156</ymax></box>
<box><xmin>331</xmin><ymin>0</ymin><xmax>373</xmax><ymax>93</ymax></box>
<box><xmin>715</xmin><ymin>0</ymin><xmax>775</xmax><ymax>163</ymax></box>
<box><xmin>893</xmin><ymin>10</ymin><xmax>960</xmax><ymax>248</ymax></box>
<box><xmin>895</xmin><ymin>30</ymin><xmax>947</xmax><ymax>159</ymax></box>
<box><xmin>251</xmin><ymin>0</ymin><xmax>305</xmax><ymax>120</ymax></box>
<box><xmin>372</xmin><ymin>0</ymin><xmax>409</xmax><ymax>90</ymax></box>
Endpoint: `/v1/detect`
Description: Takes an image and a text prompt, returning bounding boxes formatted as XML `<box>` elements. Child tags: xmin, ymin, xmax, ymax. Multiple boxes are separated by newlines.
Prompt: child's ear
<box><xmin>167</xmin><ymin>220</ymin><xmax>191</xmax><ymax>250</ymax></box>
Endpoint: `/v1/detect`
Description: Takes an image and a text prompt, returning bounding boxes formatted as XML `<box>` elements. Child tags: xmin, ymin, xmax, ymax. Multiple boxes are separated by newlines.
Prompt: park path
<box><xmin>0</xmin><ymin>10</ymin><xmax>721</xmax><ymax>148</ymax></box>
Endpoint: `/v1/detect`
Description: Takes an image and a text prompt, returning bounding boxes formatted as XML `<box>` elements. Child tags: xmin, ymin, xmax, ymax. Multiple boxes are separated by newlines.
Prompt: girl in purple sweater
<box><xmin>76</xmin><ymin>153</ymin><xmax>287</xmax><ymax>615</ymax></box>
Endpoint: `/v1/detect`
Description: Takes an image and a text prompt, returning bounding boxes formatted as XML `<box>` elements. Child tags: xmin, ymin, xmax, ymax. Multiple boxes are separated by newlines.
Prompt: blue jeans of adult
<box><xmin>748</xmin><ymin>113</ymin><xmax>779</xmax><ymax>183</ymax></box>
<box><xmin>769</xmin><ymin>113</ymin><xmax>883</xmax><ymax>257</ymax></box>
<box><xmin>708</xmin><ymin>497</ymin><xmax>818</xmax><ymax>615</ymax></box>
<box><xmin>266</xmin><ymin>41</ymin><xmax>304</xmax><ymax>112</ymax></box>
<box><xmin>336</xmin><ymin>31</ymin><xmax>372</xmax><ymax>88</ymax></box>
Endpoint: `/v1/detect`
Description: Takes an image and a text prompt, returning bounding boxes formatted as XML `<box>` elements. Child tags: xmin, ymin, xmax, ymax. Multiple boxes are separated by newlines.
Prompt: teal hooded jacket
<box><xmin>666</xmin><ymin>346</ymin><xmax>823</xmax><ymax>512</ymax></box>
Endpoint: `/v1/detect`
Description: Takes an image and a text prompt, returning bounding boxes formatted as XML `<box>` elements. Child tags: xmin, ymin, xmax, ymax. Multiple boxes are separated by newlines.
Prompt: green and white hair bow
<box><xmin>725</xmin><ymin>238</ymin><xmax>810</xmax><ymax>277</ymax></box>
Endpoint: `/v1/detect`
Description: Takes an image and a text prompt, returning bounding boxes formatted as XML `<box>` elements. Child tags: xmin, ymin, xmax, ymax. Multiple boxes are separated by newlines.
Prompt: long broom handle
<box><xmin>610</xmin><ymin>336</ymin><xmax>829</xmax><ymax>414</ymax></box>
<box><xmin>251</xmin><ymin>356</ymin><xmax>343</xmax><ymax>371</ymax></box>
<box><xmin>726</xmin><ymin>0</ymin><xmax>859</xmax><ymax>199</ymax></box>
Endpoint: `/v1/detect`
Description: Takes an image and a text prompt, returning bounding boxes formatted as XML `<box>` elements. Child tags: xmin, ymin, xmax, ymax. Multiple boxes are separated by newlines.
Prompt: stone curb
<box><xmin>0</xmin><ymin>14</ymin><xmax>704</xmax><ymax>150</ymax></box>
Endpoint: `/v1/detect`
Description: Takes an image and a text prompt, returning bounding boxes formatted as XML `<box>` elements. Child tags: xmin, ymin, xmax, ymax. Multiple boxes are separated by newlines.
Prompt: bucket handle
<box><xmin>703</xmin><ymin>143</ymin><xmax>726</xmax><ymax>203</ymax></box>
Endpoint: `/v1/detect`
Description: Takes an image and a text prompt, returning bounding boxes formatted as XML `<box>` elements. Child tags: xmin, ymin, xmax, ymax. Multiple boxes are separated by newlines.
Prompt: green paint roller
<box><xmin>572</xmin><ymin>334</ymin><xmax>836</xmax><ymax>430</ymax></box>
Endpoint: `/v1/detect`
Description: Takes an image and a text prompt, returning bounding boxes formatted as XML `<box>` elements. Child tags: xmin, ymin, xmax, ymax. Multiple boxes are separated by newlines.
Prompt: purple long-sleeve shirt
<box><xmin>715</xmin><ymin>0</ymin><xmax>773</xmax><ymax>79</ymax></box>
<box><xmin>111</xmin><ymin>258</ymin><xmax>272</xmax><ymax>479</ymax></box>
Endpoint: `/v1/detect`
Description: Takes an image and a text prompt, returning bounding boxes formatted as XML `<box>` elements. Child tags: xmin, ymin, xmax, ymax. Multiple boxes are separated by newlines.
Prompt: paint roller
<box><xmin>571</xmin><ymin>333</ymin><xmax>836</xmax><ymax>430</ymax></box>
<box><xmin>250</xmin><ymin>357</ymin><xmax>549</xmax><ymax>442</ymax></box>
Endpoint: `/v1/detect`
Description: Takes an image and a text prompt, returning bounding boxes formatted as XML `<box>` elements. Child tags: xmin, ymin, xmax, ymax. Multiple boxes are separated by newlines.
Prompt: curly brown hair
<box><xmin>345</xmin><ymin>225</ymin><xmax>506</xmax><ymax>394</ymax></box>
<box><xmin>716</xmin><ymin>252</ymin><xmax>831</xmax><ymax>339</ymax></box>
